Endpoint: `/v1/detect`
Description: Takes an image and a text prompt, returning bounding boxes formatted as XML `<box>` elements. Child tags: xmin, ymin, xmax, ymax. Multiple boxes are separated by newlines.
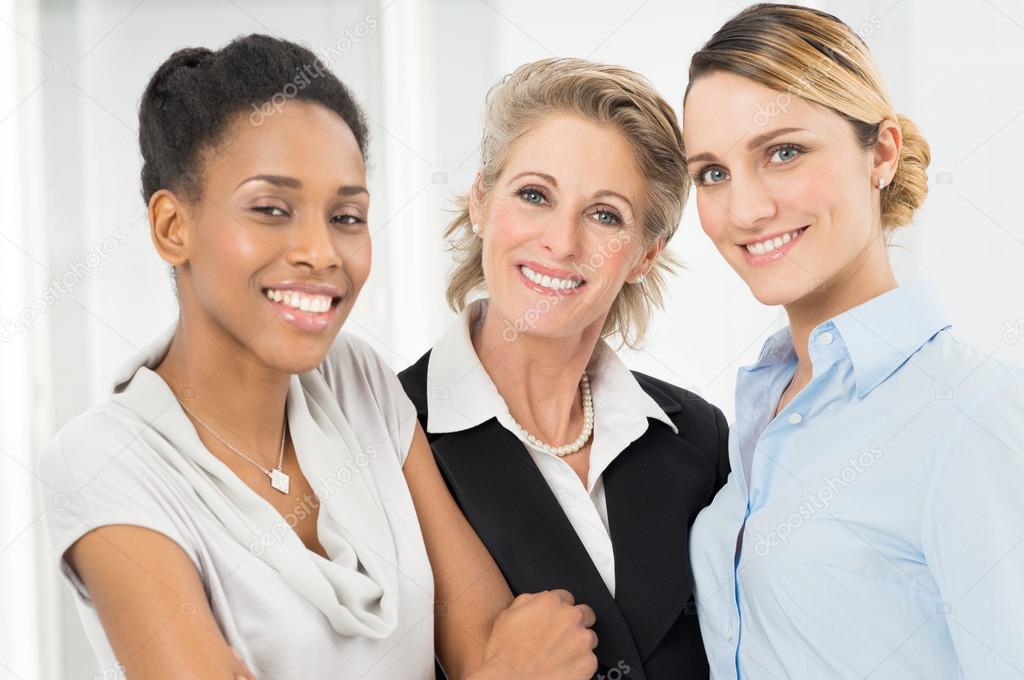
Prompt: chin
<box><xmin>742</xmin><ymin>275</ymin><xmax>814</xmax><ymax>308</ymax></box>
<box><xmin>274</xmin><ymin>355</ymin><xmax>328</xmax><ymax>375</ymax></box>
<box><xmin>262</xmin><ymin>334</ymin><xmax>336</xmax><ymax>375</ymax></box>
<box><xmin>500</xmin><ymin>303</ymin><xmax>585</xmax><ymax>342</ymax></box>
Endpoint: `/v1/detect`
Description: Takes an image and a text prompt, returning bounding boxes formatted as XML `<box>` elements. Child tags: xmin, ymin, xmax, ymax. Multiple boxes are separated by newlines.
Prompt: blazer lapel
<box><xmin>431</xmin><ymin>419</ymin><xmax>646</xmax><ymax>678</ymax></box>
<box><xmin>604</xmin><ymin>378</ymin><xmax>713</xmax><ymax>663</ymax></box>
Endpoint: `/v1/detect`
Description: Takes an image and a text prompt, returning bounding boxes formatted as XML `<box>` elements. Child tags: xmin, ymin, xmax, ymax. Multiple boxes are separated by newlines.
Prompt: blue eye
<box><xmin>697</xmin><ymin>167</ymin><xmax>728</xmax><ymax>186</ymax></box>
<box><xmin>769</xmin><ymin>144</ymin><xmax>803</xmax><ymax>164</ymax></box>
<box><xmin>518</xmin><ymin>187</ymin><xmax>547</xmax><ymax>205</ymax></box>
<box><xmin>592</xmin><ymin>209</ymin><xmax>622</xmax><ymax>226</ymax></box>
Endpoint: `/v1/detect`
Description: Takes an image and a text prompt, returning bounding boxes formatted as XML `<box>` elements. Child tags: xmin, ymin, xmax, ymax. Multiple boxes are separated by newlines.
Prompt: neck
<box><xmin>155</xmin><ymin>309</ymin><xmax>290</xmax><ymax>467</ymax></box>
<box><xmin>783</xmin><ymin>236</ymin><xmax>898</xmax><ymax>386</ymax></box>
<box><xmin>473</xmin><ymin>304</ymin><xmax>602</xmax><ymax>445</ymax></box>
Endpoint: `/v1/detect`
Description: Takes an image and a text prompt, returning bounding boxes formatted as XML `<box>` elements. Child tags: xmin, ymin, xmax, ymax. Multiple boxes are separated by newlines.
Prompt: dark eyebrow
<box><xmin>337</xmin><ymin>185</ymin><xmax>368</xmax><ymax>196</ymax></box>
<box><xmin>235</xmin><ymin>174</ymin><xmax>367</xmax><ymax>196</ymax></box>
<box><xmin>235</xmin><ymin>174</ymin><xmax>302</xmax><ymax>190</ymax></box>
<box><xmin>686</xmin><ymin>127</ymin><xmax>809</xmax><ymax>166</ymax></box>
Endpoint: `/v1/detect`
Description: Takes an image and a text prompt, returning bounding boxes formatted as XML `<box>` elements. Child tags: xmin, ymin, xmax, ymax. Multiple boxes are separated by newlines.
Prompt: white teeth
<box><xmin>519</xmin><ymin>265</ymin><xmax>583</xmax><ymax>291</ymax></box>
<box><xmin>264</xmin><ymin>289</ymin><xmax>334</xmax><ymax>313</ymax></box>
<box><xmin>745</xmin><ymin>228</ymin><xmax>804</xmax><ymax>256</ymax></box>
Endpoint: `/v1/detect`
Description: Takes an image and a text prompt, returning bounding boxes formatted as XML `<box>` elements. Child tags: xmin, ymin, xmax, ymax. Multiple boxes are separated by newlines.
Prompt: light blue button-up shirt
<box><xmin>690</xmin><ymin>281</ymin><xmax>1024</xmax><ymax>679</ymax></box>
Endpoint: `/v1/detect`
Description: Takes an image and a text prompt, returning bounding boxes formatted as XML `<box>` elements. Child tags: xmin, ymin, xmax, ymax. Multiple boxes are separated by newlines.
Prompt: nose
<box><xmin>285</xmin><ymin>214</ymin><xmax>342</xmax><ymax>272</ymax></box>
<box><xmin>539</xmin><ymin>207</ymin><xmax>581</xmax><ymax>261</ymax></box>
<box><xmin>728</xmin><ymin>171</ymin><xmax>777</xmax><ymax>232</ymax></box>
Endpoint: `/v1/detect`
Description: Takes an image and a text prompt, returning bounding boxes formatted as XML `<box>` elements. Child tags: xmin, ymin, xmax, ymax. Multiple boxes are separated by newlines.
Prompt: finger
<box><xmin>509</xmin><ymin>591</ymin><xmax>535</xmax><ymax>609</ymax></box>
<box><xmin>576</xmin><ymin>603</ymin><xmax>596</xmax><ymax>628</ymax></box>
<box><xmin>548</xmin><ymin>588</ymin><xmax>575</xmax><ymax>606</ymax></box>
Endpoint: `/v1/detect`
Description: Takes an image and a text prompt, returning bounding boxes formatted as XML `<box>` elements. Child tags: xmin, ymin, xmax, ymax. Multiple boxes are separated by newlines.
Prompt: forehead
<box><xmin>682</xmin><ymin>71</ymin><xmax>836</xmax><ymax>155</ymax></box>
<box><xmin>209</xmin><ymin>101</ymin><xmax>364</xmax><ymax>182</ymax></box>
<box><xmin>504</xmin><ymin>113</ymin><xmax>645</xmax><ymax>190</ymax></box>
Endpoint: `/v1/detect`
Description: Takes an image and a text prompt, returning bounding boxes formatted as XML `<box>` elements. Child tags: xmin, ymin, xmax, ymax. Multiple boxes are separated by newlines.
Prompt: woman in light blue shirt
<box><xmin>681</xmin><ymin>4</ymin><xmax>1024</xmax><ymax>678</ymax></box>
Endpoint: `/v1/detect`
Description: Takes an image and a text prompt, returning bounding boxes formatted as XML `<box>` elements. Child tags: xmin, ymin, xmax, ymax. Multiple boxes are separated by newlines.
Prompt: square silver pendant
<box><xmin>269</xmin><ymin>468</ymin><xmax>290</xmax><ymax>494</ymax></box>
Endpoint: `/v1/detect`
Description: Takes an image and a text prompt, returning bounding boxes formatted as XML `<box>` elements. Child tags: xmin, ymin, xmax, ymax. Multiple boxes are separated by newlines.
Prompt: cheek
<box><xmin>344</xmin><ymin>237</ymin><xmax>372</xmax><ymax>287</ymax></box>
<box><xmin>584</xmin><ymin>234</ymin><xmax>634</xmax><ymax>283</ymax></box>
<box><xmin>488</xmin><ymin>200</ymin><xmax>537</xmax><ymax>241</ymax></box>
<box><xmin>197</xmin><ymin>219</ymin><xmax>276</xmax><ymax>290</ymax></box>
<box><xmin>695</xmin><ymin>191</ymin><xmax>730</xmax><ymax>242</ymax></box>
<box><xmin>209</xmin><ymin>219</ymin><xmax>271</xmax><ymax>261</ymax></box>
<box><xmin>786</xmin><ymin>166</ymin><xmax>837</xmax><ymax>217</ymax></box>
<box><xmin>482</xmin><ymin>203</ymin><xmax>532</xmax><ymax>269</ymax></box>
<box><xmin>787</xmin><ymin>164</ymin><xmax>870</xmax><ymax>238</ymax></box>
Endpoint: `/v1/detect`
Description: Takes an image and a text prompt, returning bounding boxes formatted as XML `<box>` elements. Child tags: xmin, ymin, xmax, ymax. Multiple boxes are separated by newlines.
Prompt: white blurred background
<box><xmin>1</xmin><ymin>0</ymin><xmax>1022</xmax><ymax>677</ymax></box>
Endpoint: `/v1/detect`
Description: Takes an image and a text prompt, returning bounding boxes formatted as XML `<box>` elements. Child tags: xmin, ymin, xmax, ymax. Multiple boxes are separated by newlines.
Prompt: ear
<box><xmin>629</xmin><ymin>237</ymin><xmax>664</xmax><ymax>281</ymax></box>
<box><xmin>149</xmin><ymin>189</ymin><xmax>192</xmax><ymax>270</ymax></box>
<box><xmin>467</xmin><ymin>171</ymin><xmax>486</xmax><ymax>229</ymax></box>
<box><xmin>873</xmin><ymin>118</ymin><xmax>902</xmax><ymax>186</ymax></box>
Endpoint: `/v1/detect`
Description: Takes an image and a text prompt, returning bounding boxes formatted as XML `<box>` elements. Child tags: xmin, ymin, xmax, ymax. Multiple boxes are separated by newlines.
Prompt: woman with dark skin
<box><xmin>38</xmin><ymin>35</ymin><xmax>597</xmax><ymax>680</ymax></box>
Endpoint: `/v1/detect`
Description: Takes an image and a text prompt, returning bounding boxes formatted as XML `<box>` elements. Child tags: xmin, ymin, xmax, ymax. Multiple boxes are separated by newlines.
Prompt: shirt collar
<box><xmin>831</xmin><ymin>280</ymin><xmax>951</xmax><ymax>398</ymax></box>
<box><xmin>747</xmin><ymin>281</ymin><xmax>952</xmax><ymax>399</ymax></box>
<box><xmin>112</xmin><ymin>322</ymin><xmax>177</xmax><ymax>393</ymax></box>
<box><xmin>425</xmin><ymin>300</ymin><xmax>510</xmax><ymax>433</ymax></box>
<box><xmin>426</xmin><ymin>298</ymin><xmax>677</xmax><ymax>435</ymax></box>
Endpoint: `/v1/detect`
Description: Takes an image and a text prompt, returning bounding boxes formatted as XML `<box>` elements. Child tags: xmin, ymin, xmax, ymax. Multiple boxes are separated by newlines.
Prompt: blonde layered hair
<box><xmin>444</xmin><ymin>58</ymin><xmax>689</xmax><ymax>347</ymax></box>
<box><xmin>685</xmin><ymin>3</ymin><xmax>930</xmax><ymax>231</ymax></box>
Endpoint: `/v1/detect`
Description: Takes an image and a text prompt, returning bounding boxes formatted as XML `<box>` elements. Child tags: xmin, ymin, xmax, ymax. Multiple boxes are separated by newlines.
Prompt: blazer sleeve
<box><xmin>712</xmin><ymin>406</ymin><xmax>731</xmax><ymax>493</ymax></box>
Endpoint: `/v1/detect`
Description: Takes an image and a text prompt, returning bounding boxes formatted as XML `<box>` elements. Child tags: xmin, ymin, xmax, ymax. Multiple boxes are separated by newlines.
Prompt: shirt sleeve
<box><xmin>921</xmin><ymin>371</ymin><xmax>1024</xmax><ymax>677</ymax></box>
<box><xmin>36</xmin><ymin>412</ymin><xmax>202</xmax><ymax>606</ymax></box>
<box><xmin>318</xmin><ymin>333</ymin><xmax>419</xmax><ymax>467</ymax></box>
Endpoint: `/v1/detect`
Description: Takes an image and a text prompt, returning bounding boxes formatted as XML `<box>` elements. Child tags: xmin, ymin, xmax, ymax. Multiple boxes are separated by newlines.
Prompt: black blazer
<box><xmin>399</xmin><ymin>350</ymin><xmax>730</xmax><ymax>680</ymax></box>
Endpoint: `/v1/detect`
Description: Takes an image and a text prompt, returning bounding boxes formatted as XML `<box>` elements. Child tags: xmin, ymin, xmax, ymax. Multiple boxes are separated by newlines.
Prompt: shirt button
<box><xmin>725</xmin><ymin>625</ymin><xmax>734</xmax><ymax>641</ymax></box>
<box><xmin>819</xmin><ymin>331</ymin><xmax>834</xmax><ymax>345</ymax></box>
<box><xmin>787</xmin><ymin>412</ymin><xmax>803</xmax><ymax>425</ymax></box>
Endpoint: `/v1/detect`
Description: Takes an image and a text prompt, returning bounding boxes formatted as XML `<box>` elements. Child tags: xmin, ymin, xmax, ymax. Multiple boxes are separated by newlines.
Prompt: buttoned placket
<box><xmin>730</xmin><ymin>322</ymin><xmax>845</xmax><ymax>678</ymax></box>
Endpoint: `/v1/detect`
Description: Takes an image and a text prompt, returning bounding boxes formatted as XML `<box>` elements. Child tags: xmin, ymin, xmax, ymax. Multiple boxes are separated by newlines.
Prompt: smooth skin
<box><xmin>66</xmin><ymin>100</ymin><xmax>597</xmax><ymax>680</ymax></box>
<box><xmin>682</xmin><ymin>72</ymin><xmax>901</xmax><ymax>414</ymax></box>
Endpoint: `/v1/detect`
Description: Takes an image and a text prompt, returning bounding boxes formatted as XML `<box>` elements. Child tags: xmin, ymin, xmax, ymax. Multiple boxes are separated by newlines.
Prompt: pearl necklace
<box><xmin>509</xmin><ymin>373</ymin><xmax>594</xmax><ymax>457</ymax></box>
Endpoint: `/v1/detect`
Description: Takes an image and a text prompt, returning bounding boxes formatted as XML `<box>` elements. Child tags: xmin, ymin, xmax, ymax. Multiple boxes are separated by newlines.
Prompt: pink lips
<box><xmin>514</xmin><ymin>260</ymin><xmax>587</xmax><ymax>297</ymax></box>
<box><xmin>263</xmin><ymin>281</ymin><xmax>343</xmax><ymax>333</ymax></box>
<box><xmin>739</xmin><ymin>226</ymin><xmax>808</xmax><ymax>267</ymax></box>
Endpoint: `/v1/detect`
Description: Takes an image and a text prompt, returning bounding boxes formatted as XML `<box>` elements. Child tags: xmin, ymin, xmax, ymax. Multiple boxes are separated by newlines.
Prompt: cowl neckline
<box><xmin>107</xmin><ymin>324</ymin><xmax>400</xmax><ymax>639</ymax></box>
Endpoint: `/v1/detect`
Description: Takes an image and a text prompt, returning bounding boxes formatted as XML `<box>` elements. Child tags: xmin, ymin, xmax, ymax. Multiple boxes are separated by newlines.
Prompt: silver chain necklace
<box><xmin>508</xmin><ymin>373</ymin><xmax>594</xmax><ymax>457</ymax></box>
<box><xmin>179</xmin><ymin>401</ymin><xmax>291</xmax><ymax>494</ymax></box>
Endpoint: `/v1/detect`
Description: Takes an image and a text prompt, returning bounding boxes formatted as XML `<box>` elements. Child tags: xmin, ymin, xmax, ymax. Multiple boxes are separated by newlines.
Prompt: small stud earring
<box><xmin>877</xmin><ymin>177</ymin><xmax>887</xmax><ymax>190</ymax></box>
<box><xmin>471</xmin><ymin>223</ymin><xmax>481</xmax><ymax>235</ymax></box>
<box><xmin>633</xmin><ymin>273</ymin><xmax>646</xmax><ymax>285</ymax></box>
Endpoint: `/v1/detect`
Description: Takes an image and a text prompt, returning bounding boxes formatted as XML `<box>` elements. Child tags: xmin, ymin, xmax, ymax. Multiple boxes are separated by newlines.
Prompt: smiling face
<box><xmin>470</xmin><ymin>113</ymin><xmax>657</xmax><ymax>341</ymax></box>
<box><xmin>683</xmin><ymin>71</ymin><xmax>887</xmax><ymax>307</ymax></box>
<box><xmin>163</xmin><ymin>100</ymin><xmax>370</xmax><ymax>374</ymax></box>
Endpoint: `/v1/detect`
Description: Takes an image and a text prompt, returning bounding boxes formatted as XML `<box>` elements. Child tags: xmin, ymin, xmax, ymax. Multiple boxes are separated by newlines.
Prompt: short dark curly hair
<box><xmin>138</xmin><ymin>33</ymin><xmax>369</xmax><ymax>205</ymax></box>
